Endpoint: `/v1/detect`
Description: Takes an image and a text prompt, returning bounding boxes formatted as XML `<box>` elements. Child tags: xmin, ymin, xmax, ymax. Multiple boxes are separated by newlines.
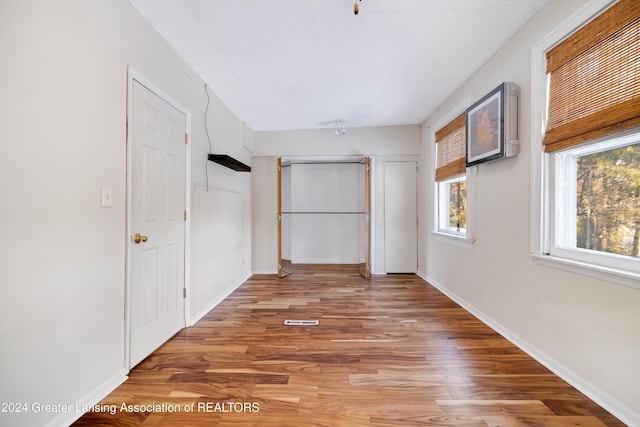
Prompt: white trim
<box><xmin>532</xmin><ymin>253</ymin><xmax>640</xmax><ymax>291</ymax></box>
<box><xmin>369</xmin><ymin>156</ymin><xmax>377</xmax><ymax>275</ymax></box>
<box><xmin>549</xmin><ymin>131</ymin><xmax>640</xmax><ymax>278</ymax></box>
<box><xmin>529</xmin><ymin>36</ymin><xmax>548</xmax><ymax>255</ymax></box>
<box><xmin>125</xmin><ymin>67</ymin><xmax>192</xmax><ymax>371</ymax></box>
<box><xmin>430</xmin><ymin>231</ymin><xmax>475</xmax><ymax>248</ymax></box>
<box><xmin>184</xmin><ymin>121</ymin><xmax>192</xmax><ymax>327</ymax></box>
<box><xmin>45</xmin><ymin>367</ymin><xmax>127</xmax><ymax>427</ymax></box>
<box><xmin>416</xmin><ymin>271</ymin><xmax>638</xmax><ymax>426</ymax></box>
<box><xmin>189</xmin><ymin>273</ymin><xmax>252</xmax><ymax>326</ymax></box>
<box><xmin>435</xmin><ymin>176</ymin><xmax>469</xmax><ymax>238</ymax></box>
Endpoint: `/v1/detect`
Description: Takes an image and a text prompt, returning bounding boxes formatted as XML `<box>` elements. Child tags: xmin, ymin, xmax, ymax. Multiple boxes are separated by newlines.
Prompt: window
<box><xmin>435</xmin><ymin>112</ymin><xmax>468</xmax><ymax>238</ymax></box>
<box><xmin>552</xmin><ymin>131</ymin><xmax>640</xmax><ymax>273</ymax></box>
<box><xmin>537</xmin><ymin>0</ymin><xmax>640</xmax><ymax>282</ymax></box>
<box><xmin>437</xmin><ymin>176</ymin><xmax>467</xmax><ymax>235</ymax></box>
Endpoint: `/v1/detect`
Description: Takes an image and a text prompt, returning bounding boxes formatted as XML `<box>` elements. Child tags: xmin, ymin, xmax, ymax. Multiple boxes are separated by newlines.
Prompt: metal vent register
<box><xmin>284</xmin><ymin>320</ymin><xmax>319</xmax><ymax>326</ymax></box>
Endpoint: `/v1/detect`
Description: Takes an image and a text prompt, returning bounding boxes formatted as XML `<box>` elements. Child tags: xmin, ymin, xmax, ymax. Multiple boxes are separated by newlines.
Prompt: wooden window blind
<box><xmin>543</xmin><ymin>0</ymin><xmax>640</xmax><ymax>152</ymax></box>
<box><xmin>435</xmin><ymin>113</ymin><xmax>466</xmax><ymax>181</ymax></box>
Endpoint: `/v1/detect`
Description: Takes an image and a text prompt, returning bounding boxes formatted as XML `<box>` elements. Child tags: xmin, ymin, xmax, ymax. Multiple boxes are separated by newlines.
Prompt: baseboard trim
<box><xmin>188</xmin><ymin>273</ymin><xmax>252</xmax><ymax>326</ymax></box>
<box><xmin>416</xmin><ymin>270</ymin><xmax>638</xmax><ymax>426</ymax></box>
<box><xmin>46</xmin><ymin>367</ymin><xmax>128</xmax><ymax>427</ymax></box>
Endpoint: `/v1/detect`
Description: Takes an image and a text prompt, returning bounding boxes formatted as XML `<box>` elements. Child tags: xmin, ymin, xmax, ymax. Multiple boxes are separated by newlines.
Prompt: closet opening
<box><xmin>277</xmin><ymin>156</ymin><xmax>371</xmax><ymax>278</ymax></box>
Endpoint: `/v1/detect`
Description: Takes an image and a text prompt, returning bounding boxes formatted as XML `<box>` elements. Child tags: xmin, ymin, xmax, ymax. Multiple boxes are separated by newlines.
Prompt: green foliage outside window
<box><xmin>576</xmin><ymin>143</ymin><xmax>640</xmax><ymax>257</ymax></box>
<box><xmin>448</xmin><ymin>180</ymin><xmax>466</xmax><ymax>231</ymax></box>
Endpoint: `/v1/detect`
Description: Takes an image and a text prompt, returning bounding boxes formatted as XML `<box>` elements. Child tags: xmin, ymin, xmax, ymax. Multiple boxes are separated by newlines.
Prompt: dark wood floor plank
<box><xmin>73</xmin><ymin>265</ymin><xmax>624</xmax><ymax>426</ymax></box>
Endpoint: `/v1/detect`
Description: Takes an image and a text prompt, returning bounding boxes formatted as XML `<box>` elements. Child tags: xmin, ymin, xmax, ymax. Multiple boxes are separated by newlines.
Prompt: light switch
<box><xmin>101</xmin><ymin>186</ymin><xmax>113</xmax><ymax>207</ymax></box>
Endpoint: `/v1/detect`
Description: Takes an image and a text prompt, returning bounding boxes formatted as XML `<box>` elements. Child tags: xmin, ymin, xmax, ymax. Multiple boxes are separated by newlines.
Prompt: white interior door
<box><xmin>129</xmin><ymin>80</ymin><xmax>186</xmax><ymax>367</ymax></box>
<box><xmin>384</xmin><ymin>161</ymin><xmax>417</xmax><ymax>273</ymax></box>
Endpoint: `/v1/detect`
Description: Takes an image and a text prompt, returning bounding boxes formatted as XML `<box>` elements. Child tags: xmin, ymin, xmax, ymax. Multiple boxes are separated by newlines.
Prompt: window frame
<box><xmin>531</xmin><ymin>0</ymin><xmax>640</xmax><ymax>290</ymax></box>
<box><xmin>436</xmin><ymin>175</ymin><xmax>468</xmax><ymax>238</ymax></box>
<box><xmin>550</xmin><ymin>131</ymin><xmax>640</xmax><ymax>275</ymax></box>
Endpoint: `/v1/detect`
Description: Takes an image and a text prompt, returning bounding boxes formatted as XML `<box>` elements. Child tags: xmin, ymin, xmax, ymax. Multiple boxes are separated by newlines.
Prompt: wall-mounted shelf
<box><xmin>208</xmin><ymin>154</ymin><xmax>251</xmax><ymax>172</ymax></box>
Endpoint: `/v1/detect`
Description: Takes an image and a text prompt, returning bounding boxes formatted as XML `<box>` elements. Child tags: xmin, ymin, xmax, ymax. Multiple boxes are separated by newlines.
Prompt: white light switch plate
<box><xmin>101</xmin><ymin>186</ymin><xmax>113</xmax><ymax>207</ymax></box>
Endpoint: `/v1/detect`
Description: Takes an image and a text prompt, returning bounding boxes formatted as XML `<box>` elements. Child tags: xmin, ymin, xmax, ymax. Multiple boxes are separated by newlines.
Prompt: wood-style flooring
<box><xmin>74</xmin><ymin>264</ymin><xmax>624</xmax><ymax>426</ymax></box>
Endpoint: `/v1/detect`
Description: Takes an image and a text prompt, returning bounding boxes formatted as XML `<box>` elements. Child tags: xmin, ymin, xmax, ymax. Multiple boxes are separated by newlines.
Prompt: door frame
<box><xmin>277</xmin><ymin>156</ymin><xmax>372</xmax><ymax>276</ymax></box>
<box><xmin>125</xmin><ymin>67</ymin><xmax>192</xmax><ymax>371</ymax></box>
<box><xmin>277</xmin><ymin>158</ymin><xmax>292</xmax><ymax>277</ymax></box>
<box><xmin>360</xmin><ymin>157</ymin><xmax>372</xmax><ymax>278</ymax></box>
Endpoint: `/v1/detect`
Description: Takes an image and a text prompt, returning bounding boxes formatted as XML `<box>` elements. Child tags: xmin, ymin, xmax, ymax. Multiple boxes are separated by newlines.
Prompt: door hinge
<box><xmin>185</xmin><ymin>133</ymin><xmax>188</xmax><ymax>145</ymax></box>
<box><xmin>183</xmin><ymin>288</ymin><xmax>187</xmax><ymax>299</ymax></box>
<box><xmin>184</xmin><ymin>210</ymin><xmax>187</xmax><ymax>221</ymax></box>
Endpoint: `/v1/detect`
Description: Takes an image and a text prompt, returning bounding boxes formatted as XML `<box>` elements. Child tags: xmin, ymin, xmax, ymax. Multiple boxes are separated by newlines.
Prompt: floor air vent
<box><xmin>284</xmin><ymin>320</ymin><xmax>319</xmax><ymax>326</ymax></box>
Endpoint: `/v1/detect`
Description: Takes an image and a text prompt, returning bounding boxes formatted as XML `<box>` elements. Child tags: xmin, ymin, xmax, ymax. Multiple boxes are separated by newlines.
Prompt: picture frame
<box><xmin>466</xmin><ymin>83</ymin><xmax>508</xmax><ymax>167</ymax></box>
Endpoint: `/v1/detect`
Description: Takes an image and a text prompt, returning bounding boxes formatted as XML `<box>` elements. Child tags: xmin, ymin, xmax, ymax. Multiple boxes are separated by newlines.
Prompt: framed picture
<box><xmin>466</xmin><ymin>83</ymin><xmax>505</xmax><ymax>167</ymax></box>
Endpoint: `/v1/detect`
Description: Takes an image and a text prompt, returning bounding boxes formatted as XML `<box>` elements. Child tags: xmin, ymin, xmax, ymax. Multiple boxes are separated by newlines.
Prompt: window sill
<box><xmin>531</xmin><ymin>253</ymin><xmax>640</xmax><ymax>291</ymax></box>
<box><xmin>431</xmin><ymin>231</ymin><xmax>475</xmax><ymax>249</ymax></box>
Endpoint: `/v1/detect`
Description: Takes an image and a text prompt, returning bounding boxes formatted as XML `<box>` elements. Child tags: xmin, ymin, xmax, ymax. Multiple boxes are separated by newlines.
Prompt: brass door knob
<box><xmin>133</xmin><ymin>233</ymin><xmax>148</xmax><ymax>244</ymax></box>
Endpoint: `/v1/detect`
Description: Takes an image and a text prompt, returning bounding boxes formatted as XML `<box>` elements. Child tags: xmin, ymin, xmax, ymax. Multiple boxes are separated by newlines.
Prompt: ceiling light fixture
<box><xmin>334</xmin><ymin>119</ymin><xmax>347</xmax><ymax>135</ymax></box>
<box><xmin>354</xmin><ymin>0</ymin><xmax>361</xmax><ymax>15</ymax></box>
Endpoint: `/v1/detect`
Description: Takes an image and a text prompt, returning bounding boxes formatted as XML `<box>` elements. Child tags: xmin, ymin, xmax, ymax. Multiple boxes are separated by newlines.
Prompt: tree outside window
<box><xmin>576</xmin><ymin>143</ymin><xmax>640</xmax><ymax>257</ymax></box>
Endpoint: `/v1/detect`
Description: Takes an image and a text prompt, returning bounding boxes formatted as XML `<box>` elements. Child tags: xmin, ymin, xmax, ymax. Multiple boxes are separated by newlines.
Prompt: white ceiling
<box><xmin>129</xmin><ymin>0</ymin><xmax>549</xmax><ymax>132</ymax></box>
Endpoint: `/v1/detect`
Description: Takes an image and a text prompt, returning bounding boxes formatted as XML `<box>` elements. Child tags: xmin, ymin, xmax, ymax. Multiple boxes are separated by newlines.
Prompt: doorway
<box><xmin>277</xmin><ymin>157</ymin><xmax>371</xmax><ymax>278</ymax></box>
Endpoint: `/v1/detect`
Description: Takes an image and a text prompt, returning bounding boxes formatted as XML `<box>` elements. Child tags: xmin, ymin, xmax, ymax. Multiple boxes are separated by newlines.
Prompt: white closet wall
<box><xmin>290</xmin><ymin>163</ymin><xmax>363</xmax><ymax>264</ymax></box>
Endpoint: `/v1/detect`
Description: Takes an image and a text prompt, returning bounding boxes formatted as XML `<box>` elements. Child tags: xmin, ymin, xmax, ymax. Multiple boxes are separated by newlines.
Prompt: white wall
<box><xmin>419</xmin><ymin>0</ymin><xmax>640</xmax><ymax>424</ymax></box>
<box><xmin>290</xmin><ymin>163</ymin><xmax>362</xmax><ymax>264</ymax></box>
<box><xmin>254</xmin><ymin>126</ymin><xmax>420</xmax><ymax>157</ymax></box>
<box><xmin>0</xmin><ymin>1</ymin><xmax>251</xmax><ymax>426</ymax></box>
<box><xmin>252</xmin><ymin>126</ymin><xmax>420</xmax><ymax>274</ymax></box>
<box><xmin>190</xmin><ymin>91</ymin><xmax>253</xmax><ymax>322</ymax></box>
<box><xmin>251</xmin><ymin>157</ymin><xmax>279</xmax><ymax>273</ymax></box>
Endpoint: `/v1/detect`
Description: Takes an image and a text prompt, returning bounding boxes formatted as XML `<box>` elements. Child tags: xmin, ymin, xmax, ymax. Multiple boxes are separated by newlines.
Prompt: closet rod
<box><xmin>283</xmin><ymin>161</ymin><xmax>364</xmax><ymax>165</ymax></box>
<box><xmin>282</xmin><ymin>211</ymin><xmax>365</xmax><ymax>215</ymax></box>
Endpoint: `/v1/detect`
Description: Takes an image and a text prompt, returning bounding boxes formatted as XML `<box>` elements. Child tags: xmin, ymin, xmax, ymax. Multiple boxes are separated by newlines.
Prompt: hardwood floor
<box><xmin>74</xmin><ymin>265</ymin><xmax>624</xmax><ymax>426</ymax></box>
